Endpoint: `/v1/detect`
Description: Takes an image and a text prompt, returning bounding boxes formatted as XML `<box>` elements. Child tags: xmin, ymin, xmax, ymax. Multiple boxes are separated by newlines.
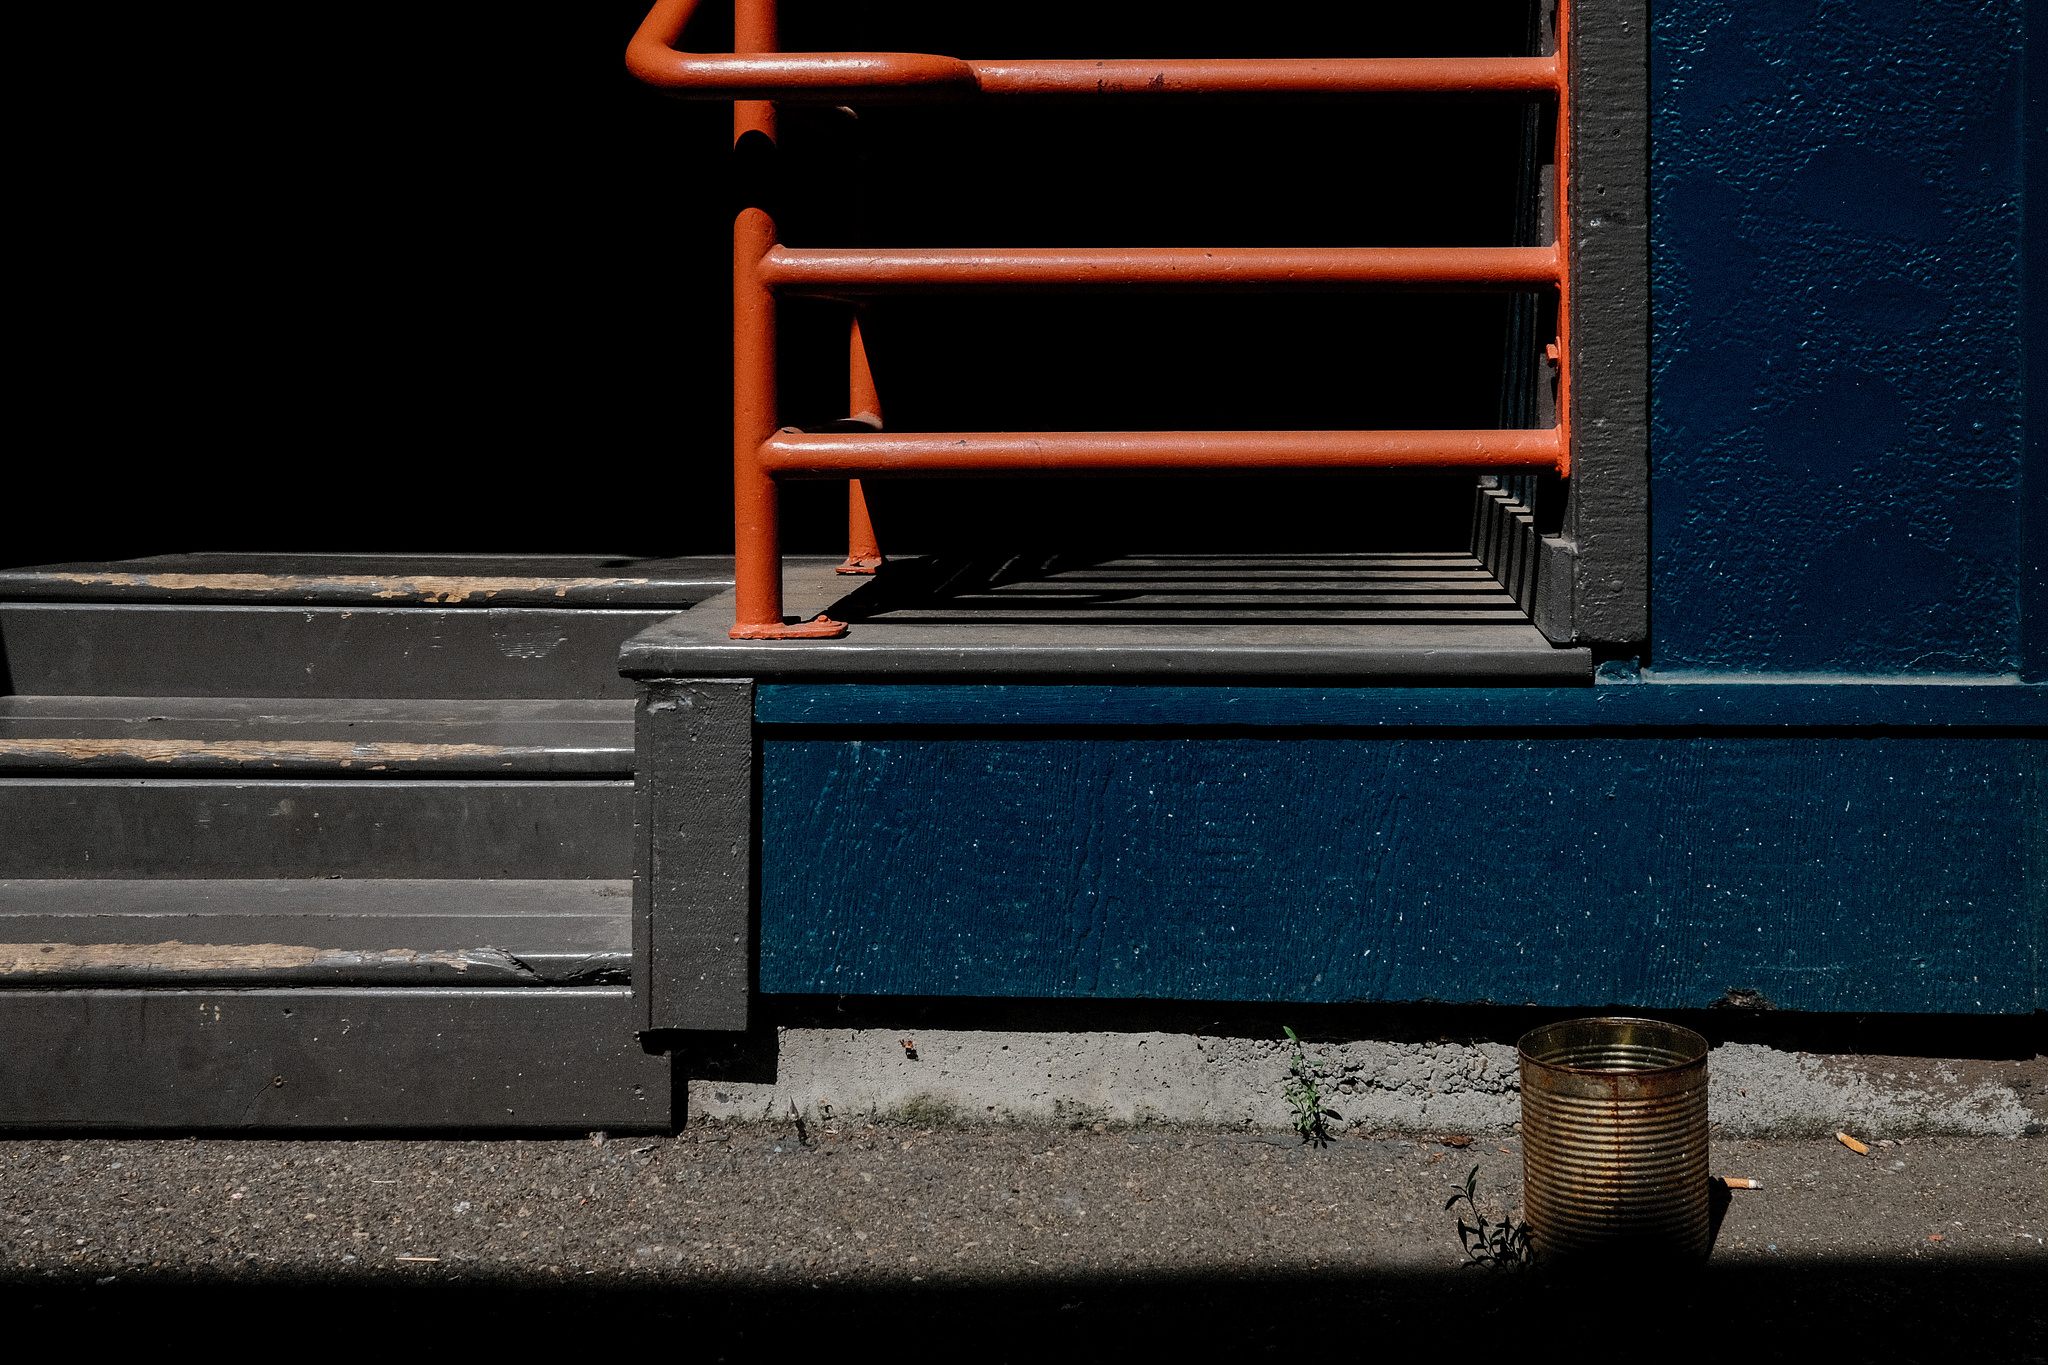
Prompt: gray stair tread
<box><xmin>0</xmin><ymin>879</ymin><xmax>629</xmax><ymax>986</ymax></box>
<box><xmin>0</xmin><ymin>603</ymin><xmax>675</xmax><ymax>699</ymax></box>
<box><xmin>0</xmin><ymin>696</ymin><xmax>633</xmax><ymax>774</ymax></box>
<box><xmin>623</xmin><ymin>554</ymin><xmax>1591</xmax><ymax>681</ymax></box>
<box><xmin>0</xmin><ymin>553</ymin><xmax>737</xmax><ymax>607</ymax></box>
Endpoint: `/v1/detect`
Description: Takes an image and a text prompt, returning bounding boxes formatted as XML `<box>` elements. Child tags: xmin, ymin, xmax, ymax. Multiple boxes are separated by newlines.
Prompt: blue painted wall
<box><xmin>761</xmin><ymin>733</ymin><xmax>2042</xmax><ymax>1011</ymax></box>
<box><xmin>2025</xmin><ymin>0</ymin><xmax>2048</xmax><ymax>682</ymax></box>
<box><xmin>1651</xmin><ymin>0</ymin><xmax>2029</xmax><ymax>674</ymax></box>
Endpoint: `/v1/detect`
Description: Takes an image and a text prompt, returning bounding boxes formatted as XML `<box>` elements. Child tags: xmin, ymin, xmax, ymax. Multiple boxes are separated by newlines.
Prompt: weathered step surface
<box><xmin>0</xmin><ymin>604</ymin><xmax>682</xmax><ymax>699</ymax></box>
<box><xmin>0</xmin><ymin>879</ymin><xmax>629</xmax><ymax>986</ymax></box>
<box><xmin>0</xmin><ymin>696</ymin><xmax>633</xmax><ymax>775</ymax></box>
<box><xmin>0</xmin><ymin>551</ymin><xmax>748</xmax><ymax>699</ymax></box>
<box><xmin>0</xmin><ymin>779</ymin><xmax>632</xmax><ymax>878</ymax></box>
<box><xmin>0</xmin><ymin>553</ymin><xmax>734</xmax><ymax>607</ymax></box>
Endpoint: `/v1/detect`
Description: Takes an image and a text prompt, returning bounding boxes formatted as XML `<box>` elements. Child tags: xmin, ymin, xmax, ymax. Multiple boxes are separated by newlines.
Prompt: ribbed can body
<box><xmin>1518</xmin><ymin>1017</ymin><xmax>1710</xmax><ymax>1261</ymax></box>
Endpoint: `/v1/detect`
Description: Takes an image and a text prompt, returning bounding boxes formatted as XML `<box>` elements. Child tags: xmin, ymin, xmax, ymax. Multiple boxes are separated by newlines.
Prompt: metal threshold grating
<box><xmin>823</xmin><ymin>553</ymin><xmax>1535</xmax><ymax>627</ymax></box>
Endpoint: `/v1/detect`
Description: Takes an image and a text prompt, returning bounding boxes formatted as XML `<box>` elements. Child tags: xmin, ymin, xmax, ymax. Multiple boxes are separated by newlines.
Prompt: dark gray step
<box><xmin>0</xmin><ymin>779</ymin><xmax>632</xmax><ymax>879</ymax></box>
<box><xmin>0</xmin><ymin>879</ymin><xmax>628</xmax><ymax>986</ymax></box>
<box><xmin>0</xmin><ymin>603</ymin><xmax>677</xmax><ymax>698</ymax></box>
<box><xmin>0</xmin><ymin>696</ymin><xmax>633</xmax><ymax>775</ymax></box>
<box><xmin>623</xmin><ymin>554</ymin><xmax>1591</xmax><ymax>682</ymax></box>
<box><xmin>0</xmin><ymin>553</ymin><xmax>734</xmax><ymax>607</ymax></box>
<box><xmin>0</xmin><ymin>986</ymin><xmax>668</xmax><ymax>1130</ymax></box>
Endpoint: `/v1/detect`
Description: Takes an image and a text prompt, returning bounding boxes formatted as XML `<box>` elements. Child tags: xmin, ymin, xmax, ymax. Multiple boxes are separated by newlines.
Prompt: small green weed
<box><xmin>885</xmin><ymin>1092</ymin><xmax>964</xmax><ymax>1128</ymax></box>
<box><xmin>1282</xmin><ymin>1025</ymin><xmax>1339</xmax><ymax>1146</ymax></box>
<box><xmin>1444</xmin><ymin>1164</ymin><xmax>1535</xmax><ymax>1269</ymax></box>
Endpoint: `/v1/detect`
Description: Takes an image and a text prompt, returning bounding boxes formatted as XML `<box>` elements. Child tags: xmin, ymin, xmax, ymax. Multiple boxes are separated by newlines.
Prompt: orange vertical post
<box><xmin>730</xmin><ymin>204</ymin><xmax>785</xmax><ymax>635</ymax></box>
<box><xmin>728</xmin><ymin>0</ymin><xmax>845</xmax><ymax>637</ymax></box>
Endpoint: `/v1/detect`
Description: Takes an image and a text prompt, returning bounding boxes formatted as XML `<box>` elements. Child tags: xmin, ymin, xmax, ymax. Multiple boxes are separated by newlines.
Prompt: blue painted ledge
<box><xmin>756</xmin><ymin>681</ymin><xmax>2046</xmax><ymax>728</ymax></box>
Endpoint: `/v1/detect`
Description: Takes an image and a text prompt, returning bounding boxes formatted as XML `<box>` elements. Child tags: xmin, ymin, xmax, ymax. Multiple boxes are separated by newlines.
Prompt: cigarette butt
<box><xmin>1720</xmin><ymin>1177</ymin><xmax>1762</xmax><ymax>1189</ymax></box>
<box><xmin>1836</xmin><ymin>1132</ymin><xmax>1870</xmax><ymax>1155</ymax></box>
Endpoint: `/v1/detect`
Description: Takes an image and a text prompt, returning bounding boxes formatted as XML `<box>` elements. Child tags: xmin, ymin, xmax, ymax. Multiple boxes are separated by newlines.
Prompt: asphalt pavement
<box><xmin>3</xmin><ymin>1123</ymin><xmax>2041</xmax><ymax>1358</ymax></box>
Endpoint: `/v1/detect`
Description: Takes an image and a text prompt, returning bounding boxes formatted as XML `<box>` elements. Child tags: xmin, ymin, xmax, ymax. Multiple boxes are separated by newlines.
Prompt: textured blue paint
<box><xmin>1651</xmin><ymin>0</ymin><xmax>2027</xmax><ymax>673</ymax></box>
<box><xmin>2026</xmin><ymin>0</ymin><xmax>2048</xmax><ymax>680</ymax></box>
<box><xmin>760</xmin><ymin>735</ymin><xmax>2044</xmax><ymax>1012</ymax></box>
<box><xmin>756</xmin><ymin>682</ymin><xmax>2047</xmax><ymax>728</ymax></box>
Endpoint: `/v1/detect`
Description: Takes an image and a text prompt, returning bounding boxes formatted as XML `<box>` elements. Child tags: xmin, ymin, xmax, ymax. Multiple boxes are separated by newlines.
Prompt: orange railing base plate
<box><xmin>729</xmin><ymin>616</ymin><xmax>850</xmax><ymax>640</ymax></box>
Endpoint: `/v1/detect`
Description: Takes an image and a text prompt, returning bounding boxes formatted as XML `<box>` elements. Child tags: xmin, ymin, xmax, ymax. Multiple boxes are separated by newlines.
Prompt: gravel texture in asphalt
<box><xmin>4</xmin><ymin>1124</ymin><xmax>2043</xmax><ymax>1277</ymax></box>
<box><xmin>2</xmin><ymin>1124</ymin><xmax>2041</xmax><ymax>1357</ymax></box>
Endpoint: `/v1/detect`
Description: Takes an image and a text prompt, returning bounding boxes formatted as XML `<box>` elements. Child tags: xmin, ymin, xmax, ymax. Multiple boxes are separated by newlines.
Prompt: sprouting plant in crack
<box><xmin>1445</xmin><ymin>1165</ymin><xmax>1535</xmax><ymax>1269</ymax></box>
<box><xmin>1282</xmin><ymin>1026</ymin><xmax>1338</xmax><ymax>1146</ymax></box>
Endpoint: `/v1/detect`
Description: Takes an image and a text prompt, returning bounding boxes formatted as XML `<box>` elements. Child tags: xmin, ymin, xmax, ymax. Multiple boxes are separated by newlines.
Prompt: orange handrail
<box><xmin>627</xmin><ymin>0</ymin><xmax>975</xmax><ymax>101</ymax></box>
<box><xmin>761</xmin><ymin>429</ymin><xmax>1565</xmax><ymax>477</ymax></box>
<box><xmin>634</xmin><ymin>0</ymin><xmax>1571</xmax><ymax>639</ymax></box>
<box><xmin>971</xmin><ymin>57</ymin><xmax>1558</xmax><ymax>100</ymax></box>
<box><xmin>759</xmin><ymin>246</ymin><xmax>1562</xmax><ymax>295</ymax></box>
<box><xmin>628</xmin><ymin>0</ymin><xmax>1560</xmax><ymax>102</ymax></box>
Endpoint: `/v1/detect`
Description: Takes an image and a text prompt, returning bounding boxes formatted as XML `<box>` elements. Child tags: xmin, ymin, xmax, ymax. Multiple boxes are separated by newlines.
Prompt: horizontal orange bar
<box><xmin>971</xmin><ymin>57</ymin><xmax>1560</xmax><ymax>100</ymax></box>
<box><xmin>759</xmin><ymin>429</ymin><xmax>1566</xmax><ymax>476</ymax></box>
<box><xmin>628</xmin><ymin>3</ymin><xmax>1561</xmax><ymax>102</ymax></box>
<box><xmin>760</xmin><ymin>246</ymin><xmax>1560</xmax><ymax>295</ymax></box>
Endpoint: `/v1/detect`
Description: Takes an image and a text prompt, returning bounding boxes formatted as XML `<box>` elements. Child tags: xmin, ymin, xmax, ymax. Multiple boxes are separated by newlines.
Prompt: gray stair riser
<box><xmin>0</xmin><ymin>878</ymin><xmax>631</xmax><ymax>986</ymax></box>
<box><xmin>0</xmin><ymin>988</ymin><xmax>670</xmax><ymax>1131</ymax></box>
<box><xmin>0</xmin><ymin>780</ymin><xmax>633</xmax><ymax>879</ymax></box>
<box><xmin>0</xmin><ymin>553</ymin><xmax>734</xmax><ymax>607</ymax></box>
<box><xmin>0</xmin><ymin>605</ymin><xmax>680</xmax><ymax>699</ymax></box>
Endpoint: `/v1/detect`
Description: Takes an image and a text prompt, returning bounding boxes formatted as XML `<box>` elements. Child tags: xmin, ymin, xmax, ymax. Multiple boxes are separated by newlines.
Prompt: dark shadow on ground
<box><xmin>1708</xmin><ymin>1175</ymin><xmax>1734</xmax><ymax>1249</ymax></box>
<box><xmin>5</xmin><ymin>1261</ymin><xmax>2038</xmax><ymax>1358</ymax></box>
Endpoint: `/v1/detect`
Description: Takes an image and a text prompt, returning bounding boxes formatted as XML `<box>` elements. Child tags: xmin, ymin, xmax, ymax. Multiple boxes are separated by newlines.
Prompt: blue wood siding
<box><xmin>1650</xmin><ymin>0</ymin><xmax>2028</xmax><ymax>674</ymax></box>
<box><xmin>760</xmin><ymin>732</ymin><xmax>2043</xmax><ymax>1013</ymax></box>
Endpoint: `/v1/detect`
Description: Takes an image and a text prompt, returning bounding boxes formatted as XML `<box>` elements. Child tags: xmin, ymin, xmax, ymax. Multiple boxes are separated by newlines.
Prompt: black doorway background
<box><xmin>14</xmin><ymin>1</ymin><xmax>1539</xmax><ymax>566</ymax></box>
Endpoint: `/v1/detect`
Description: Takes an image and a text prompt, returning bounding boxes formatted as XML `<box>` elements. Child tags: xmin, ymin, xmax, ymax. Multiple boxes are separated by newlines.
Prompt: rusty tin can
<box><xmin>1518</xmin><ymin>1017</ymin><xmax>1711</xmax><ymax>1260</ymax></box>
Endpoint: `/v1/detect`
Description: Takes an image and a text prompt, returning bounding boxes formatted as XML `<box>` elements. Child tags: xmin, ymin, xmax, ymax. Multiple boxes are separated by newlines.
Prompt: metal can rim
<box><xmin>1516</xmin><ymin>1015</ymin><xmax>1709</xmax><ymax>1078</ymax></box>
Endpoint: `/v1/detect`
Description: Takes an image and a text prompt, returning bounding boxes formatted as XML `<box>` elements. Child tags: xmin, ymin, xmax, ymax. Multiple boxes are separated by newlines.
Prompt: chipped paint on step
<box><xmin>31</xmin><ymin>573</ymin><xmax>651</xmax><ymax>603</ymax></box>
<box><xmin>0</xmin><ymin>738</ymin><xmax>530</xmax><ymax>766</ymax></box>
<box><xmin>0</xmin><ymin>941</ymin><xmax>536</xmax><ymax>977</ymax></box>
